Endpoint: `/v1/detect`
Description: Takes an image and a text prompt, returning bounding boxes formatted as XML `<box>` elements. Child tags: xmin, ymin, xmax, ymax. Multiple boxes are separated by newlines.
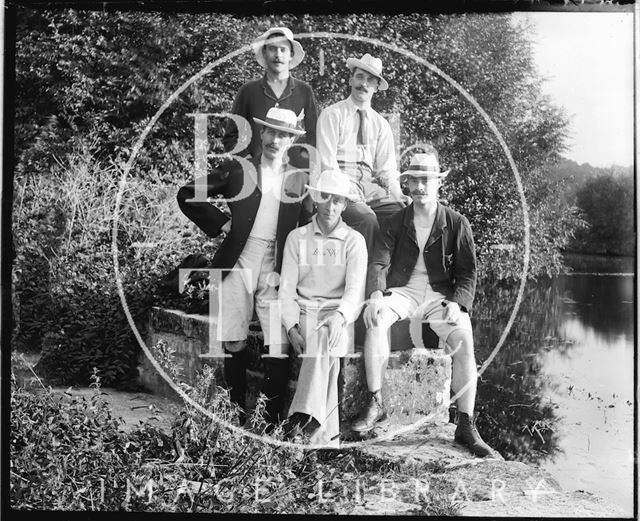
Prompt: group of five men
<box><xmin>177</xmin><ymin>27</ymin><xmax>497</xmax><ymax>457</ymax></box>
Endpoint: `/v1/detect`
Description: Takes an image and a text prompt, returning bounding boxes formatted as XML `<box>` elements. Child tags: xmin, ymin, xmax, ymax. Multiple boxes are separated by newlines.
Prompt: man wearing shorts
<box><xmin>177</xmin><ymin>107</ymin><xmax>309</xmax><ymax>426</ymax></box>
<box><xmin>351</xmin><ymin>150</ymin><xmax>498</xmax><ymax>458</ymax></box>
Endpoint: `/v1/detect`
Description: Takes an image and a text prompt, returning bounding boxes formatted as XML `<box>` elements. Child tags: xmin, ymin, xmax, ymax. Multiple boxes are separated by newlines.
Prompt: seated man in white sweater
<box><xmin>278</xmin><ymin>170</ymin><xmax>367</xmax><ymax>446</ymax></box>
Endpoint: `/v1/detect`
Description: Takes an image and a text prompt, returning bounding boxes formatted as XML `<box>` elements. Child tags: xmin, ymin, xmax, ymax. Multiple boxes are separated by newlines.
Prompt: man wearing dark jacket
<box><xmin>351</xmin><ymin>150</ymin><xmax>498</xmax><ymax>458</ymax></box>
<box><xmin>177</xmin><ymin>107</ymin><xmax>310</xmax><ymax>426</ymax></box>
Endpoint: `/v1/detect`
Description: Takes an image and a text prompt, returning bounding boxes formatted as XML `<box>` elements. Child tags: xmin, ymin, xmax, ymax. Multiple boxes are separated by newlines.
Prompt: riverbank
<box><xmin>11</xmin><ymin>352</ymin><xmax>628</xmax><ymax>517</ymax></box>
<box><xmin>561</xmin><ymin>252</ymin><xmax>635</xmax><ymax>273</ymax></box>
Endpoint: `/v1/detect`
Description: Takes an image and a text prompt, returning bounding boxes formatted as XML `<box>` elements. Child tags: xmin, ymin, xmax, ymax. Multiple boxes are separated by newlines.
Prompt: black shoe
<box><xmin>262</xmin><ymin>357</ymin><xmax>291</xmax><ymax>426</ymax></box>
<box><xmin>454</xmin><ymin>412</ymin><xmax>499</xmax><ymax>458</ymax></box>
<box><xmin>351</xmin><ymin>390</ymin><xmax>389</xmax><ymax>433</ymax></box>
<box><xmin>223</xmin><ymin>348</ymin><xmax>247</xmax><ymax>413</ymax></box>
<box><xmin>283</xmin><ymin>412</ymin><xmax>319</xmax><ymax>439</ymax></box>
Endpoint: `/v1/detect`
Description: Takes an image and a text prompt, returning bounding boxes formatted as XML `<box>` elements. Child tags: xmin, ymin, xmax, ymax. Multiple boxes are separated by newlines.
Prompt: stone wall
<box><xmin>141</xmin><ymin>307</ymin><xmax>451</xmax><ymax>426</ymax></box>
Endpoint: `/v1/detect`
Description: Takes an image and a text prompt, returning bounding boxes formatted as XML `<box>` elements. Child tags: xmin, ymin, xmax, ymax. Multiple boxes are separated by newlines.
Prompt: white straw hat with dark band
<box><xmin>400</xmin><ymin>152</ymin><xmax>450</xmax><ymax>179</ymax></box>
<box><xmin>253</xmin><ymin>107</ymin><xmax>306</xmax><ymax>135</ymax></box>
<box><xmin>252</xmin><ymin>27</ymin><xmax>305</xmax><ymax>69</ymax></box>
<box><xmin>345</xmin><ymin>53</ymin><xmax>389</xmax><ymax>91</ymax></box>
<box><xmin>305</xmin><ymin>170</ymin><xmax>358</xmax><ymax>201</ymax></box>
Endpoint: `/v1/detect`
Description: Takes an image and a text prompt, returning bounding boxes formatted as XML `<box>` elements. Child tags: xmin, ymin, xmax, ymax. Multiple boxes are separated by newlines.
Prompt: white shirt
<box><xmin>316</xmin><ymin>96</ymin><xmax>400</xmax><ymax>201</ymax></box>
<box><xmin>248</xmin><ymin>158</ymin><xmax>285</xmax><ymax>240</ymax></box>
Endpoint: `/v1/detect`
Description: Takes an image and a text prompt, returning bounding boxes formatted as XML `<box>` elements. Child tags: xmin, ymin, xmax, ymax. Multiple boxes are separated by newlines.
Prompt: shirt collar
<box><xmin>346</xmin><ymin>95</ymin><xmax>371</xmax><ymax>113</ymax></box>
<box><xmin>260</xmin><ymin>74</ymin><xmax>296</xmax><ymax>93</ymax></box>
<box><xmin>260</xmin><ymin>155</ymin><xmax>286</xmax><ymax>175</ymax></box>
<box><xmin>311</xmin><ymin>215</ymin><xmax>349</xmax><ymax>241</ymax></box>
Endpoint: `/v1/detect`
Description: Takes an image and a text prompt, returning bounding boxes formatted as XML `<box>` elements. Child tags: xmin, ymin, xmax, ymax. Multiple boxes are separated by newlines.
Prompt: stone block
<box><xmin>141</xmin><ymin>307</ymin><xmax>451</xmax><ymax>425</ymax></box>
<box><xmin>339</xmin><ymin>348</ymin><xmax>451</xmax><ymax>426</ymax></box>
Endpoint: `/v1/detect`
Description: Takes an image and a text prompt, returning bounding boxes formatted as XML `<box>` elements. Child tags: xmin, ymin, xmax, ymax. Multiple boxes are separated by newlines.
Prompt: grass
<box><xmin>9</xmin><ymin>351</ymin><xmax>461</xmax><ymax>515</ymax></box>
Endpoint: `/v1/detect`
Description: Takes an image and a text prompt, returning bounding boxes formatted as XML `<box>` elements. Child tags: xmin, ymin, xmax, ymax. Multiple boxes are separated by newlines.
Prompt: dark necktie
<box><xmin>356</xmin><ymin>108</ymin><xmax>366</xmax><ymax>146</ymax></box>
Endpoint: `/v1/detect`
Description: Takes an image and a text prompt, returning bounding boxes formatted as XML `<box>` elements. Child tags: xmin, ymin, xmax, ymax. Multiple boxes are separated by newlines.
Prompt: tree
<box><xmin>572</xmin><ymin>173</ymin><xmax>635</xmax><ymax>255</ymax></box>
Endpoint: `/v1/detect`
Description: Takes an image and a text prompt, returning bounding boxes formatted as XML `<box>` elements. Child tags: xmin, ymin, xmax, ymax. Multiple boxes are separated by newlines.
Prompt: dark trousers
<box><xmin>342</xmin><ymin>198</ymin><xmax>404</xmax><ymax>258</ymax></box>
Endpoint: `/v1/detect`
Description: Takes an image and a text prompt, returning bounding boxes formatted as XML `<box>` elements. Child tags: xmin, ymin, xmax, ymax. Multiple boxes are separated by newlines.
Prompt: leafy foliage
<box><xmin>570</xmin><ymin>173</ymin><xmax>635</xmax><ymax>256</ymax></box>
<box><xmin>10</xmin><ymin>355</ymin><xmax>459</xmax><ymax>514</ymax></box>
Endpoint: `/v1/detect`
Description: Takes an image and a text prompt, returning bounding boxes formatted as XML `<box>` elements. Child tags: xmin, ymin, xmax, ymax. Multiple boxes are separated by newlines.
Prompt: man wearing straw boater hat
<box><xmin>178</xmin><ymin>106</ymin><xmax>310</xmax><ymax>427</ymax></box>
<box><xmin>351</xmin><ymin>149</ymin><xmax>499</xmax><ymax>458</ymax></box>
<box><xmin>278</xmin><ymin>170</ymin><xmax>367</xmax><ymax>446</ymax></box>
<box><xmin>316</xmin><ymin>53</ymin><xmax>406</xmax><ymax>258</ymax></box>
<box><xmin>222</xmin><ymin>27</ymin><xmax>318</xmax><ymax>169</ymax></box>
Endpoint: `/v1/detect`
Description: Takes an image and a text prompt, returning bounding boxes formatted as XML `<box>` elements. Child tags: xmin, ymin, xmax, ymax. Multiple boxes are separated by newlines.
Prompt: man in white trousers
<box><xmin>278</xmin><ymin>170</ymin><xmax>367</xmax><ymax>446</ymax></box>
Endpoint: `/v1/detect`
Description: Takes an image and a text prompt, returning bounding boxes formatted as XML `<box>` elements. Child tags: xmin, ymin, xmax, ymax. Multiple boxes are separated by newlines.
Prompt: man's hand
<box><xmin>315</xmin><ymin>312</ymin><xmax>346</xmax><ymax>352</ymax></box>
<box><xmin>441</xmin><ymin>300</ymin><xmax>461</xmax><ymax>325</ymax></box>
<box><xmin>388</xmin><ymin>180</ymin><xmax>409</xmax><ymax>207</ymax></box>
<box><xmin>221</xmin><ymin>220</ymin><xmax>232</xmax><ymax>234</ymax></box>
<box><xmin>363</xmin><ymin>294</ymin><xmax>384</xmax><ymax>328</ymax></box>
<box><xmin>287</xmin><ymin>325</ymin><xmax>306</xmax><ymax>357</ymax></box>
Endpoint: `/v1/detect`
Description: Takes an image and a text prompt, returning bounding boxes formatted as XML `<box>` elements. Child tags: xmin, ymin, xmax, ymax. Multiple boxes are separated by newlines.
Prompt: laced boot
<box><xmin>351</xmin><ymin>390</ymin><xmax>389</xmax><ymax>433</ymax></box>
<box><xmin>262</xmin><ymin>357</ymin><xmax>291</xmax><ymax>428</ymax></box>
<box><xmin>454</xmin><ymin>412</ymin><xmax>499</xmax><ymax>458</ymax></box>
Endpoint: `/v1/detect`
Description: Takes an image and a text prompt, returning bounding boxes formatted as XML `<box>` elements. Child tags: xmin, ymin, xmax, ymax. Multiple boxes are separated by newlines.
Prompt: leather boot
<box><xmin>351</xmin><ymin>390</ymin><xmax>389</xmax><ymax>433</ymax></box>
<box><xmin>455</xmin><ymin>412</ymin><xmax>499</xmax><ymax>458</ymax></box>
<box><xmin>223</xmin><ymin>348</ymin><xmax>247</xmax><ymax>413</ymax></box>
<box><xmin>283</xmin><ymin>412</ymin><xmax>319</xmax><ymax>441</ymax></box>
<box><xmin>262</xmin><ymin>356</ymin><xmax>290</xmax><ymax>427</ymax></box>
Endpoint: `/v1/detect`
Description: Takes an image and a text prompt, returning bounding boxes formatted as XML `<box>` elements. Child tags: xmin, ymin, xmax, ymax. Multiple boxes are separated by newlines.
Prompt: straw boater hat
<box><xmin>252</xmin><ymin>27</ymin><xmax>305</xmax><ymax>69</ymax></box>
<box><xmin>345</xmin><ymin>53</ymin><xmax>389</xmax><ymax>91</ymax></box>
<box><xmin>305</xmin><ymin>170</ymin><xmax>358</xmax><ymax>202</ymax></box>
<box><xmin>400</xmin><ymin>152</ymin><xmax>451</xmax><ymax>180</ymax></box>
<box><xmin>253</xmin><ymin>107</ymin><xmax>306</xmax><ymax>136</ymax></box>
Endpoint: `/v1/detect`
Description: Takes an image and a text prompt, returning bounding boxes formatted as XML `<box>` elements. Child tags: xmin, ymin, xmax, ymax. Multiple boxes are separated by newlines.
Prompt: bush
<box><xmin>13</xmin><ymin>141</ymin><xmax>222</xmax><ymax>386</ymax></box>
<box><xmin>10</xmin><ymin>355</ymin><xmax>459</xmax><ymax>514</ymax></box>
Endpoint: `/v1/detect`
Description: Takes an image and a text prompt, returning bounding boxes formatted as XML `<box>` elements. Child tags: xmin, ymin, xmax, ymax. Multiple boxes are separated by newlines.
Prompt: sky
<box><xmin>513</xmin><ymin>12</ymin><xmax>634</xmax><ymax>168</ymax></box>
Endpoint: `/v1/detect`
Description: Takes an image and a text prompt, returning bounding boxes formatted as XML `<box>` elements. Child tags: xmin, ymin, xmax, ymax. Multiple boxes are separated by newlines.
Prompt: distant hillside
<box><xmin>546</xmin><ymin>158</ymin><xmax>633</xmax><ymax>210</ymax></box>
<box><xmin>549</xmin><ymin>158</ymin><xmax>633</xmax><ymax>195</ymax></box>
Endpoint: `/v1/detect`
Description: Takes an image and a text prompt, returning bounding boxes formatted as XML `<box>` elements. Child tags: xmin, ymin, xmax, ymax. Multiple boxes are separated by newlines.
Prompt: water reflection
<box><xmin>473</xmin><ymin>278</ymin><xmax>564</xmax><ymax>464</ymax></box>
<box><xmin>556</xmin><ymin>275</ymin><xmax>634</xmax><ymax>343</ymax></box>
<box><xmin>472</xmin><ymin>268</ymin><xmax>635</xmax><ymax>468</ymax></box>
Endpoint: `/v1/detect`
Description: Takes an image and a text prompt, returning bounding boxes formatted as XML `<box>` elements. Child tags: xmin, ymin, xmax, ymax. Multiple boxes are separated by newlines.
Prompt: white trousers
<box><xmin>288</xmin><ymin>304</ymin><xmax>353</xmax><ymax>447</ymax></box>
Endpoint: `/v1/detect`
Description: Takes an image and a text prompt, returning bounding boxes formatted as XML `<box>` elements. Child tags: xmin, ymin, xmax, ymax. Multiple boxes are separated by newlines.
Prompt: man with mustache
<box><xmin>222</xmin><ymin>27</ymin><xmax>318</xmax><ymax>169</ymax></box>
<box><xmin>316</xmin><ymin>53</ymin><xmax>406</xmax><ymax>257</ymax></box>
<box><xmin>177</xmin><ymin>107</ymin><xmax>310</xmax><ymax>427</ymax></box>
<box><xmin>352</xmin><ymin>150</ymin><xmax>499</xmax><ymax>458</ymax></box>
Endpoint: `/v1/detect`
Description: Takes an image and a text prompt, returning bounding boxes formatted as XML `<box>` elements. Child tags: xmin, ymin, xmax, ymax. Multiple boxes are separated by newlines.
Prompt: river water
<box><xmin>472</xmin><ymin>255</ymin><xmax>635</xmax><ymax>515</ymax></box>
